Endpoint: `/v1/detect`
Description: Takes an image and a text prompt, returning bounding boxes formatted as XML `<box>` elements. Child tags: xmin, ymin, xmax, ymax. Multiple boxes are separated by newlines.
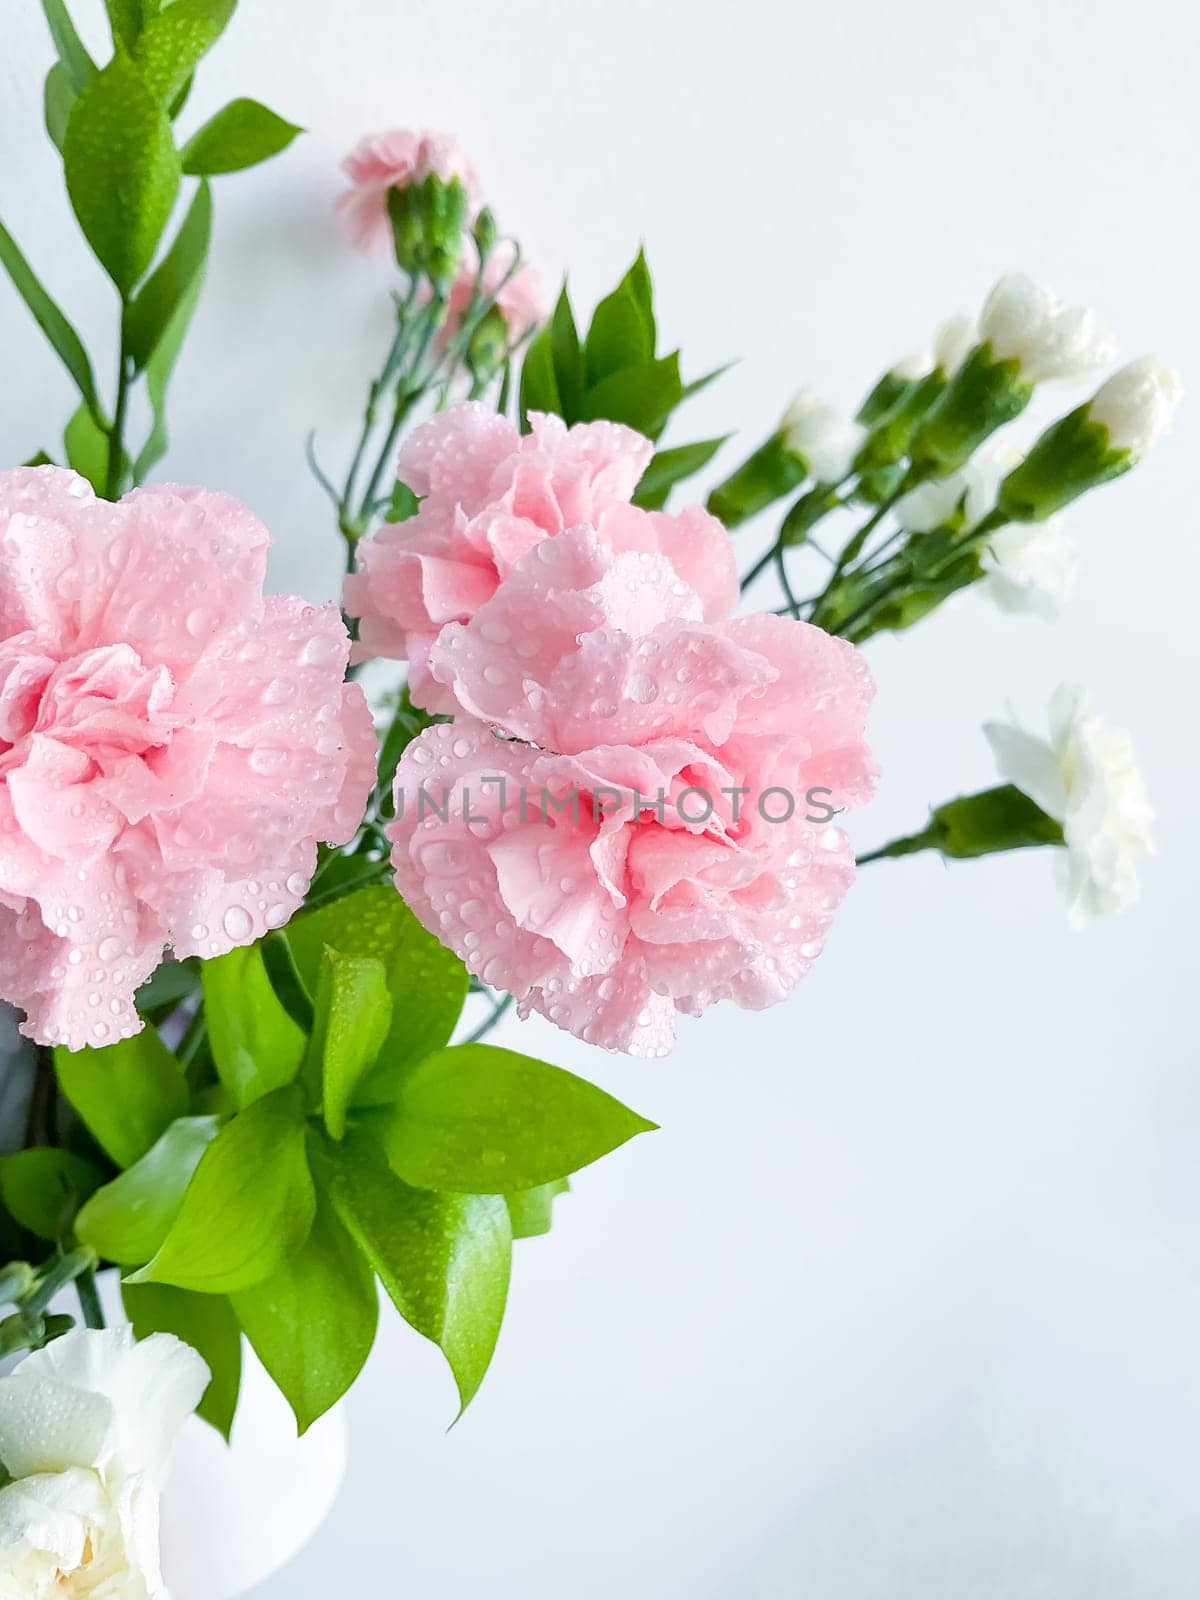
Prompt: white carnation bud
<box><xmin>979</xmin><ymin>272</ymin><xmax>1117</xmax><ymax>384</ymax></box>
<box><xmin>780</xmin><ymin>388</ymin><xmax>866</xmax><ymax>482</ymax></box>
<box><xmin>932</xmin><ymin>313</ymin><xmax>977</xmax><ymax>377</ymax></box>
<box><xmin>1088</xmin><ymin>355</ymin><xmax>1183</xmax><ymax>456</ymax></box>
<box><xmin>892</xmin><ymin>351</ymin><xmax>933</xmax><ymax>381</ymax></box>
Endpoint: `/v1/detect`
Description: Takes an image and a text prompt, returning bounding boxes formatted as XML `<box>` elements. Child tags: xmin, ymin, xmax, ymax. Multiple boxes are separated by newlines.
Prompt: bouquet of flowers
<box><xmin>0</xmin><ymin>3</ymin><xmax>1178</xmax><ymax>1591</ymax></box>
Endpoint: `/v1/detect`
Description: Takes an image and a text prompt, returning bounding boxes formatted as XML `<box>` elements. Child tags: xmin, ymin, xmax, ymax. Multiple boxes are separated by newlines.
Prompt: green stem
<box><xmin>465</xmin><ymin>992</ymin><xmax>514</xmax><ymax>1044</ymax></box>
<box><xmin>856</xmin><ymin>825</ymin><xmax>940</xmax><ymax>866</ymax></box>
<box><xmin>106</xmin><ymin>306</ymin><xmax>131</xmax><ymax>501</ymax></box>
<box><xmin>834</xmin><ymin>507</ymin><xmax>1009</xmax><ymax>641</ymax></box>
<box><xmin>75</xmin><ymin>1266</ymin><xmax>106</xmax><ymax>1330</ymax></box>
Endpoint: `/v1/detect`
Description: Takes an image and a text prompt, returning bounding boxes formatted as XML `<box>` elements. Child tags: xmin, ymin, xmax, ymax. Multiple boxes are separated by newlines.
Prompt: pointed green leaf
<box><xmin>0</xmin><ymin>1149</ymin><xmax>103</xmax><ymax>1242</ymax></box>
<box><xmin>123</xmin><ymin>1281</ymin><xmax>242</xmax><ymax>1440</ymax></box>
<box><xmin>181</xmin><ymin>97</ymin><xmax>302</xmax><ymax>176</ymax></box>
<box><xmin>64</xmin><ymin>54</ymin><xmax>181</xmax><ymax>292</ymax></box>
<box><xmin>519</xmin><ymin>326</ymin><xmax>561</xmax><ymax>429</ymax></box>
<box><xmin>0</xmin><ymin>219</ymin><xmax>102</xmax><ymax>423</ymax></box>
<box><xmin>44</xmin><ymin>63</ymin><xmax>76</xmax><ymax>153</ymax></box>
<box><xmin>63</xmin><ymin>403</ymin><xmax>112</xmax><ymax>494</ymax></box>
<box><xmin>622</xmin><ymin>248</ymin><xmax>656</xmax><ymax>350</ymax></box>
<box><xmin>384</xmin><ymin>1045</ymin><xmax>657</xmax><ymax>1194</ymax></box>
<box><xmin>201</xmin><ymin>942</ymin><xmax>306</xmax><ymax>1110</ymax></box>
<box><xmin>133</xmin><ymin>180</ymin><xmax>210</xmax><ymax>479</ymax></box>
<box><xmin>633</xmin><ymin>436</ymin><xmax>728</xmax><ymax>510</ymax></box>
<box><xmin>125</xmin><ymin>177</ymin><xmax>211</xmax><ymax>371</ymax></box>
<box><xmin>329</xmin><ymin>1133</ymin><xmax>510</xmax><ymax>1414</ymax></box>
<box><xmin>287</xmin><ymin>887</ymin><xmax>467</xmax><ymax>1106</ymax></box>
<box><xmin>549</xmin><ymin>284</ymin><xmax>583</xmax><ymax>422</ymax></box>
<box><xmin>54</xmin><ymin>1030</ymin><xmax>188</xmax><ymax>1170</ymax></box>
<box><xmin>133</xmin><ymin>0</ymin><xmax>236</xmax><ymax>105</ymax></box>
<box><xmin>39</xmin><ymin>0</ymin><xmax>95</xmax><ymax>93</ymax></box>
<box><xmin>129</xmin><ymin>1086</ymin><xmax>315</xmax><ymax>1294</ymax></box>
<box><xmin>580</xmin><ymin>353</ymin><xmax>683</xmax><ymax>441</ymax></box>
<box><xmin>507</xmin><ymin>1177</ymin><xmax>569</xmax><ymax>1240</ymax></box>
<box><xmin>76</xmin><ymin>1115</ymin><xmax>220</xmax><ymax>1265</ymax></box>
<box><xmin>305</xmin><ymin>951</ymin><xmax>392</xmax><ymax>1140</ymax></box>
<box><xmin>232</xmin><ymin>1159</ymin><xmax>377</xmax><ymax>1433</ymax></box>
<box><xmin>585</xmin><ymin>280</ymin><xmax>653</xmax><ymax>388</ymax></box>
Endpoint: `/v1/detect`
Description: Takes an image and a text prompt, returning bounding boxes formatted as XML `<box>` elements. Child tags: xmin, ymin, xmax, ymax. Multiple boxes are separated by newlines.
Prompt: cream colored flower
<box><xmin>979</xmin><ymin>273</ymin><xmax>1116</xmax><ymax>384</ymax></box>
<box><xmin>0</xmin><ymin>1328</ymin><xmax>208</xmax><ymax>1598</ymax></box>
<box><xmin>985</xmin><ymin>685</ymin><xmax>1154</xmax><ymax>926</ymax></box>
<box><xmin>780</xmin><ymin>388</ymin><xmax>866</xmax><ymax>482</ymax></box>
<box><xmin>1089</xmin><ymin>355</ymin><xmax>1183</xmax><ymax>455</ymax></box>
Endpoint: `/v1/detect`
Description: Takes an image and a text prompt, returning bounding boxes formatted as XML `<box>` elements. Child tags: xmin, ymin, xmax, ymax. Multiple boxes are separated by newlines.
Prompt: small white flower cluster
<box><xmin>985</xmin><ymin>685</ymin><xmax>1155</xmax><ymax>926</ymax></box>
<box><xmin>0</xmin><ymin>1327</ymin><xmax>208</xmax><ymax>1599</ymax></box>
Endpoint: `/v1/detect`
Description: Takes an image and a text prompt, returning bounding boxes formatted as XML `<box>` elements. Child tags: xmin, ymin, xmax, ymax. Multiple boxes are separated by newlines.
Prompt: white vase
<box><xmin>0</xmin><ymin>1008</ymin><xmax>349</xmax><ymax>1597</ymax></box>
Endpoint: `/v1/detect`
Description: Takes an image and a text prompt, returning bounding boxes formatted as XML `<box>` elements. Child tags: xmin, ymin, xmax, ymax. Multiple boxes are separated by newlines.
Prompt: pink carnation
<box><xmin>443</xmin><ymin>238</ymin><xmax>552</xmax><ymax>346</ymax></box>
<box><xmin>336</xmin><ymin>128</ymin><xmax>480</xmax><ymax>257</ymax></box>
<box><xmin>344</xmin><ymin>402</ymin><xmax>738</xmax><ymax>711</ymax></box>
<box><xmin>0</xmin><ymin>469</ymin><xmax>376</xmax><ymax>1049</ymax></box>
<box><xmin>387</xmin><ymin>528</ymin><xmax>875</xmax><ymax>1056</ymax></box>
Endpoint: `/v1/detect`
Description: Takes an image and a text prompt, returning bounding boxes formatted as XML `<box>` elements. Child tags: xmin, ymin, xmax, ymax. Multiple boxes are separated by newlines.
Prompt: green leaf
<box><xmin>129</xmin><ymin>1086</ymin><xmax>315</xmax><ymax>1294</ymax></box>
<box><xmin>287</xmin><ymin>887</ymin><xmax>468</xmax><ymax>1106</ymax></box>
<box><xmin>384</xmin><ymin>481</ymin><xmax>421</xmax><ymax>524</ymax></box>
<box><xmin>125</xmin><ymin>177</ymin><xmax>212</xmax><ymax>371</ymax></box>
<box><xmin>104</xmin><ymin>0</ymin><xmax>149</xmax><ymax>47</ymax></box>
<box><xmin>260</xmin><ymin>930</ymin><xmax>316</xmax><ymax>1034</ymax></box>
<box><xmin>585</xmin><ymin>277</ymin><xmax>654</xmax><ymax>388</ymax></box>
<box><xmin>62</xmin><ymin>402</ymin><xmax>112</xmax><ymax>494</ymax></box>
<box><xmin>232</xmin><ymin>1158</ymin><xmax>377</xmax><ymax>1433</ymax></box>
<box><xmin>133</xmin><ymin>0</ymin><xmax>236</xmax><ymax>105</ymax></box>
<box><xmin>123</xmin><ymin>1281</ymin><xmax>242</xmax><ymax>1440</ymax></box>
<box><xmin>134</xmin><ymin>958</ymin><xmax>200</xmax><ymax>1019</ymax></box>
<box><xmin>330</xmin><ymin>1134</ymin><xmax>510</xmax><ymax>1414</ymax></box>
<box><xmin>0</xmin><ymin>219</ymin><xmax>103</xmax><ymax>423</ymax></box>
<box><xmin>181</xmin><ymin>97</ymin><xmax>302</xmax><ymax>176</ymax></box>
<box><xmin>306</xmin><ymin>951</ymin><xmax>392</xmax><ymax>1140</ymax></box>
<box><xmin>633</xmin><ymin>436</ymin><xmax>728</xmax><ymax>511</ymax></box>
<box><xmin>54</xmin><ymin>1030</ymin><xmax>188</xmax><ymax>1170</ymax></box>
<box><xmin>23</xmin><ymin>451</ymin><xmax>54</xmax><ymax>468</ymax></box>
<box><xmin>518</xmin><ymin>326</ymin><xmax>561</xmax><ymax>430</ymax></box>
<box><xmin>580</xmin><ymin>353</ymin><xmax>683</xmax><ymax>441</ymax></box>
<box><xmin>0</xmin><ymin>1150</ymin><xmax>103</xmax><ymax>1242</ymax></box>
<box><xmin>549</xmin><ymin>284</ymin><xmax>583</xmax><ymax>421</ymax></box>
<box><xmin>133</xmin><ymin>180</ymin><xmax>210</xmax><ymax>479</ymax></box>
<box><xmin>39</xmin><ymin>0</ymin><xmax>95</xmax><ymax>93</ymax></box>
<box><xmin>44</xmin><ymin>63</ymin><xmax>76</xmax><ymax>153</ymax></box>
<box><xmin>76</xmin><ymin>1115</ymin><xmax>220</xmax><ymax>1265</ymax></box>
<box><xmin>64</xmin><ymin>54</ymin><xmax>181</xmax><ymax>293</ymax></box>
<box><xmin>201</xmin><ymin>942</ymin><xmax>306</xmax><ymax>1110</ymax></box>
<box><xmin>384</xmin><ymin>1044</ymin><xmax>657</xmax><ymax>1193</ymax></box>
<box><xmin>507</xmin><ymin>1177</ymin><xmax>569</xmax><ymax>1241</ymax></box>
<box><xmin>931</xmin><ymin>785</ymin><xmax>1066</xmax><ymax>859</ymax></box>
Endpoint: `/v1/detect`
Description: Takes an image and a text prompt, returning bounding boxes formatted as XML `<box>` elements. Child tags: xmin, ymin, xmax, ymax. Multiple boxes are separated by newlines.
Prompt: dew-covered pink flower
<box><xmin>0</xmin><ymin>469</ymin><xmax>376</xmax><ymax>1049</ymax></box>
<box><xmin>387</xmin><ymin>528</ymin><xmax>875</xmax><ymax>1056</ymax></box>
<box><xmin>443</xmin><ymin>238</ymin><xmax>551</xmax><ymax>346</ymax></box>
<box><xmin>336</xmin><ymin>129</ymin><xmax>480</xmax><ymax>257</ymax></box>
<box><xmin>344</xmin><ymin>402</ymin><xmax>738</xmax><ymax>711</ymax></box>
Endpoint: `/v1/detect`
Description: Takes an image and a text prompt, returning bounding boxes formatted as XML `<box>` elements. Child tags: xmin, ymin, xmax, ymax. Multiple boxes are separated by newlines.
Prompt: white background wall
<box><xmin>3</xmin><ymin>0</ymin><xmax>1199</xmax><ymax>1593</ymax></box>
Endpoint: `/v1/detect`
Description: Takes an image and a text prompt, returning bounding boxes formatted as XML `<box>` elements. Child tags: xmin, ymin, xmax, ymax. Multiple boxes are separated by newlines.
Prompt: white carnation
<box><xmin>0</xmin><ymin>1328</ymin><xmax>208</xmax><ymax>1598</ymax></box>
<box><xmin>984</xmin><ymin>685</ymin><xmax>1154</xmax><ymax>926</ymax></box>
<box><xmin>979</xmin><ymin>272</ymin><xmax>1117</xmax><ymax>384</ymax></box>
<box><xmin>780</xmin><ymin>388</ymin><xmax>866</xmax><ymax>482</ymax></box>
<box><xmin>1089</xmin><ymin>355</ymin><xmax>1183</xmax><ymax>455</ymax></box>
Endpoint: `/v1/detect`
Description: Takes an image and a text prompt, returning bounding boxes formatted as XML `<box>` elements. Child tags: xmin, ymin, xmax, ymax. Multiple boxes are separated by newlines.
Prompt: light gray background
<box><xmin>3</xmin><ymin>1</ymin><xmax>1199</xmax><ymax>1593</ymax></box>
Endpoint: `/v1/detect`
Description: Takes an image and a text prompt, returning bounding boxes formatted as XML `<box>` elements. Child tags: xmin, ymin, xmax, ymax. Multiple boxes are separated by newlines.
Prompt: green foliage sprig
<box><xmin>1</xmin><ymin>0</ymin><xmax>301</xmax><ymax>498</ymax></box>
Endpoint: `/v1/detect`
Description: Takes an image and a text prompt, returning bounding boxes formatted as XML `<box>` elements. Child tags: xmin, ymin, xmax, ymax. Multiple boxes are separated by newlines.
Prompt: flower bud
<box><xmin>386</xmin><ymin>173</ymin><xmax>468</xmax><ymax>287</ymax></box>
<box><xmin>978</xmin><ymin>272</ymin><xmax>1116</xmax><ymax>385</ymax></box>
<box><xmin>996</xmin><ymin>358</ymin><xmax>1181</xmax><ymax>522</ymax></box>
<box><xmin>781</xmin><ymin>389</ymin><xmax>866</xmax><ymax>482</ymax></box>
<box><xmin>856</xmin><ymin>354</ymin><xmax>930</xmax><ymax>426</ymax></box>
<box><xmin>473</xmin><ymin>205</ymin><xmax>499</xmax><ymax>263</ymax></box>
<box><xmin>907</xmin><ymin>344</ymin><xmax>1031</xmax><ymax>480</ymax></box>
<box><xmin>1088</xmin><ymin>355</ymin><xmax>1183</xmax><ymax>455</ymax></box>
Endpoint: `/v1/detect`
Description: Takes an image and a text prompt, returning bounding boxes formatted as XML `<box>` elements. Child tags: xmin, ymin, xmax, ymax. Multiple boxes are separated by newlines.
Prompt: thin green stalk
<box><xmin>466</xmin><ymin>992</ymin><xmax>514</xmax><ymax>1044</ymax></box>
<box><xmin>105</xmin><ymin>307</ymin><xmax>132</xmax><ymax>501</ymax></box>
<box><xmin>75</xmin><ymin>1265</ymin><xmax>106</xmax><ymax>1330</ymax></box>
